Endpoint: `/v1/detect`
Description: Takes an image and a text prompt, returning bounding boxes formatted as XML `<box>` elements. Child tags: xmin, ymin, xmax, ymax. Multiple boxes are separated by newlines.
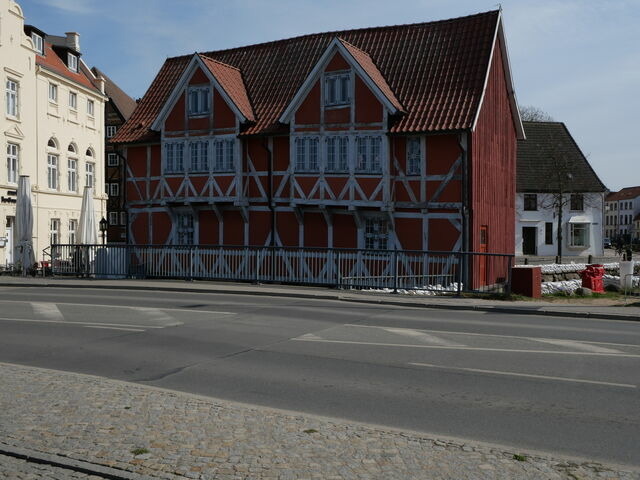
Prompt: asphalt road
<box><xmin>0</xmin><ymin>285</ymin><xmax>639</xmax><ymax>467</ymax></box>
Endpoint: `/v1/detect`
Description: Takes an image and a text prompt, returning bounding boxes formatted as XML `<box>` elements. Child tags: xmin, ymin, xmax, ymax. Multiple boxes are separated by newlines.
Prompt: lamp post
<box><xmin>99</xmin><ymin>217</ymin><xmax>108</xmax><ymax>245</ymax></box>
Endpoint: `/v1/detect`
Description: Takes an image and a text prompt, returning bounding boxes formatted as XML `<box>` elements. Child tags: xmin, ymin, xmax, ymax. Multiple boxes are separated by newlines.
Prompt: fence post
<box><xmin>393</xmin><ymin>250</ymin><xmax>399</xmax><ymax>293</ymax></box>
<box><xmin>336</xmin><ymin>250</ymin><xmax>342</xmax><ymax>289</ymax></box>
<box><xmin>255</xmin><ymin>249</ymin><xmax>260</xmax><ymax>284</ymax></box>
<box><xmin>506</xmin><ymin>255</ymin><xmax>513</xmax><ymax>296</ymax></box>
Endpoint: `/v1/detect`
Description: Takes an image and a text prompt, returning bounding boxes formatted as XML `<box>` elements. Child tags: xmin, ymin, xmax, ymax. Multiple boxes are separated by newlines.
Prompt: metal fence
<box><xmin>50</xmin><ymin>244</ymin><xmax>513</xmax><ymax>294</ymax></box>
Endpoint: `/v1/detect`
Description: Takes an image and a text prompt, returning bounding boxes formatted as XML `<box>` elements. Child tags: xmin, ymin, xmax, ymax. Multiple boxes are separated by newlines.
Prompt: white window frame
<box><xmin>109</xmin><ymin>211</ymin><xmax>118</xmax><ymax>225</ymax></box>
<box><xmin>68</xmin><ymin>53</ymin><xmax>78</xmax><ymax>72</ymax></box>
<box><xmin>107</xmin><ymin>153</ymin><xmax>119</xmax><ymax>166</ymax></box>
<box><xmin>69</xmin><ymin>91</ymin><xmax>77</xmax><ymax>110</ymax></box>
<box><xmin>87</xmin><ymin>99</ymin><xmax>94</xmax><ymax>116</ymax></box>
<box><xmin>406</xmin><ymin>137</ymin><xmax>421</xmax><ymax>176</ymax></box>
<box><xmin>325</xmin><ymin>136</ymin><xmax>349</xmax><ymax>173</ymax></box>
<box><xmin>355</xmin><ymin>135</ymin><xmax>382</xmax><ymax>174</ymax></box>
<box><xmin>569</xmin><ymin>223</ymin><xmax>590</xmax><ymax>248</ymax></box>
<box><xmin>187</xmin><ymin>86</ymin><xmax>210</xmax><ymax>116</ymax></box>
<box><xmin>50</xmin><ymin>218</ymin><xmax>60</xmax><ymax>245</ymax></box>
<box><xmin>6</xmin><ymin>79</ymin><xmax>18</xmax><ymax>117</ymax></box>
<box><xmin>47</xmin><ymin>154</ymin><xmax>59</xmax><ymax>190</ymax></box>
<box><xmin>67</xmin><ymin>157</ymin><xmax>78</xmax><ymax>192</ymax></box>
<box><xmin>109</xmin><ymin>183</ymin><xmax>119</xmax><ymax>197</ymax></box>
<box><xmin>31</xmin><ymin>33</ymin><xmax>44</xmax><ymax>54</ymax></box>
<box><xmin>364</xmin><ymin>217</ymin><xmax>389</xmax><ymax>250</ymax></box>
<box><xmin>190</xmin><ymin>140</ymin><xmax>209</xmax><ymax>172</ymax></box>
<box><xmin>324</xmin><ymin>71</ymin><xmax>350</xmax><ymax>107</ymax></box>
<box><xmin>85</xmin><ymin>162</ymin><xmax>94</xmax><ymax>188</ymax></box>
<box><xmin>164</xmin><ymin>142</ymin><xmax>185</xmax><ymax>173</ymax></box>
<box><xmin>295</xmin><ymin>136</ymin><xmax>320</xmax><ymax>172</ymax></box>
<box><xmin>175</xmin><ymin>212</ymin><xmax>195</xmax><ymax>245</ymax></box>
<box><xmin>48</xmin><ymin>83</ymin><xmax>58</xmax><ymax>103</ymax></box>
<box><xmin>6</xmin><ymin>143</ymin><xmax>18</xmax><ymax>184</ymax></box>
<box><xmin>212</xmin><ymin>137</ymin><xmax>235</xmax><ymax>172</ymax></box>
<box><xmin>106</xmin><ymin>126</ymin><xmax>117</xmax><ymax>138</ymax></box>
<box><xmin>68</xmin><ymin>219</ymin><xmax>77</xmax><ymax>245</ymax></box>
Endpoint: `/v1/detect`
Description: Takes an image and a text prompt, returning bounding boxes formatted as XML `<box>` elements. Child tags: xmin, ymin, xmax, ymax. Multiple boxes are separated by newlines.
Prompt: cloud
<box><xmin>35</xmin><ymin>0</ymin><xmax>97</xmax><ymax>14</ymax></box>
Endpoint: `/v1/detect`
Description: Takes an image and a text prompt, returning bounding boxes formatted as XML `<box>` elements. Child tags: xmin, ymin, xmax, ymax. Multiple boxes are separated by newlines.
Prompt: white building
<box><xmin>516</xmin><ymin>122</ymin><xmax>606</xmax><ymax>257</ymax></box>
<box><xmin>1</xmin><ymin>0</ymin><xmax>107</xmax><ymax>268</ymax></box>
<box><xmin>604</xmin><ymin>186</ymin><xmax>640</xmax><ymax>242</ymax></box>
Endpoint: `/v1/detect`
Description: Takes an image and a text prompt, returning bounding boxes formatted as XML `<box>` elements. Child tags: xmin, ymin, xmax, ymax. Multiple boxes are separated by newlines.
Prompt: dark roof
<box><xmin>517</xmin><ymin>122</ymin><xmax>606</xmax><ymax>193</ymax></box>
<box><xmin>91</xmin><ymin>67</ymin><xmax>137</xmax><ymax>120</ymax></box>
<box><xmin>113</xmin><ymin>10</ymin><xmax>507</xmax><ymax>144</ymax></box>
<box><xmin>606</xmin><ymin>186</ymin><xmax>640</xmax><ymax>202</ymax></box>
<box><xmin>36</xmin><ymin>41</ymin><xmax>100</xmax><ymax>94</ymax></box>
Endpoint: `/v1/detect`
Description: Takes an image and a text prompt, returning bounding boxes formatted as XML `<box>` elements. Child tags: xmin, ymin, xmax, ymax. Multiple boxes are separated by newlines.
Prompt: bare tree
<box><xmin>519</xmin><ymin>105</ymin><xmax>554</xmax><ymax>122</ymax></box>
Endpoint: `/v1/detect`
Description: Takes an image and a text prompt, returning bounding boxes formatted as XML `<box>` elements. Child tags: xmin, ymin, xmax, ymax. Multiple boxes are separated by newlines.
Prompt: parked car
<box><xmin>603</xmin><ymin>237</ymin><xmax>612</xmax><ymax>248</ymax></box>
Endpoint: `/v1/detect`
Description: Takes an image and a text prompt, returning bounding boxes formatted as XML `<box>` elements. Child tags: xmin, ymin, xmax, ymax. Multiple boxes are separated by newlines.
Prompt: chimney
<box><xmin>65</xmin><ymin>32</ymin><xmax>80</xmax><ymax>52</ymax></box>
<box><xmin>97</xmin><ymin>75</ymin><xmax>106</xmax><ymax>95</ymax></box>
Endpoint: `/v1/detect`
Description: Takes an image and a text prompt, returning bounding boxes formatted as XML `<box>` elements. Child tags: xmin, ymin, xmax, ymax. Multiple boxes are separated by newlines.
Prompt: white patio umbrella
<box><xmin>78</xmin><ymin>186</ymin><xmax>97</xmax><ymax>244</ymax></box>
<box><xmin>14</xmin><ymin>175</ymin><xmax>35</xmax><ymax>275</ymax></box>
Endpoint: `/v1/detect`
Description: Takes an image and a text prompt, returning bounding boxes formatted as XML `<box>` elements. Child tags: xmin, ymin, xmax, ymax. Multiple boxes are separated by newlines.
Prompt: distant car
<box><xmin>603</xmin><ymin>237</ymin><xmax>612</xmax><ymax>248</ymax></box>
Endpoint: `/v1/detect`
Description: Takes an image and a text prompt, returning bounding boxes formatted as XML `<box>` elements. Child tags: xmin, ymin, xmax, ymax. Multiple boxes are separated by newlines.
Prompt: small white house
<box><xmin>516</xmin><ymin>122</ymin><xmax>605</xmax><ymax>257</ymax></box>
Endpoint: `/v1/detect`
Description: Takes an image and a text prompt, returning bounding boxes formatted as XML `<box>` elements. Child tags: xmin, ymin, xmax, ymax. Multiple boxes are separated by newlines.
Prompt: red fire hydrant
<box><xmin>579</xmin><ymin>264</ymin><xmax>605</xmax><ymax>293</ymax></box>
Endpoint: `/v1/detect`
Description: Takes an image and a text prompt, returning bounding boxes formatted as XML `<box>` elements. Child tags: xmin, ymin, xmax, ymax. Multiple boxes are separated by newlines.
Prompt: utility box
<box><xmin>511</xmin><ymin>266</ymin><xmax>542</xmax><ymax>298</ymax></box>
<box><xmin>580</xmin><ymin>264</ymin><xmax>605</xmax><ymax>293</ymax></box>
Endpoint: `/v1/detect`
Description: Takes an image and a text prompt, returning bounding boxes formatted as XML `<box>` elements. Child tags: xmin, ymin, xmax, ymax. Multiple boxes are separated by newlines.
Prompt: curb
<box><xmin>0</xmin><ymin>443</ymin><xmax>161</xmax><ymax>480</ymax></box>
<box><xmin>1</xmin><ymin>280</ymin><xmax>638</xmax><ymax>322</ymax></box>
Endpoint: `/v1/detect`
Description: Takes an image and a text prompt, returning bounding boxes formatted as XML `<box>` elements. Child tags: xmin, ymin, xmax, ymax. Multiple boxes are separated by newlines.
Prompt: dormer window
<box><xmin>324</xmin><ymin>71</ymin><xmax>350</xmax><ymax>107</ymax></box>
<box><xmin>188</xmin><ymin>86</ymin><xmax>210</xmax><ymax>116</ymax></box>
<box><xmin>67</xmin><ymin>53</ymin><xmax>78</xmax><ymax>72</ymax></box>
<box><xmin>31</xmin><ymin>33</ymin><xmax>44</xmax><ymax>55</ymax></box>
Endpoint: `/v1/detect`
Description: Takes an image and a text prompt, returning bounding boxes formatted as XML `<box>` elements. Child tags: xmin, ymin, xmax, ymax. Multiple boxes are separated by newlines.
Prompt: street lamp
<box><xmin>99</xmin><ymin>217</ymin><xmax>108</xmax><ymax>245</ymax></box>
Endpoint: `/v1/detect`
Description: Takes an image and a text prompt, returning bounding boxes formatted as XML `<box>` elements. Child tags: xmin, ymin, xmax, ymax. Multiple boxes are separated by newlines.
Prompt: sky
<box><xmin>18</xmin><ymin>0</ymin><xmax>640</xmax><ymax>191</ymax></box>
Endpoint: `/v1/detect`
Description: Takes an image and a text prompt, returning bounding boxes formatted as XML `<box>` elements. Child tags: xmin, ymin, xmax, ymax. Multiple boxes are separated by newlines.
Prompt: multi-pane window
<box><xmin>85</xmin><ymin>162</ymin><xmax>94</xmax><ymax>188</ymax></box>
<box><xmin>50</xmin><ymin>218</ymin><xmax>60</xmax><ymax>245</ymax></box>
<box><xmin>87</xmin><ymin>99</ymin><xmax>94</xmax><ymax>116</ymax></box>
<box><xmin>190</xmin><ymin>141</ymin><xmax>209</xmax><ymax>172</ymax></box>
<box><xmin>67</xmin><ymin>53</ymin><xmax>78</xmax><ymax>72</ymax></box>
<box><xmin>48</xmin><ymin>83</ymin><xmax>58</xmax><ymax>102</ymax></box>
<box><xmin>47</xmin><ymin>154</ymin><xmax>58</xmax><ymax>189</ymax></box>
<box><xmin>69</xmin><ymin>91</ymin><xmax>77</xmax><ymax>109</ymax></box>
<box><xmin>176</xmin><ymin>213</ymin><xmax>194</xmax><ymax>245</ymax></box>
<box><xmin>107</xmin><ymin>153</ymin><xmax>119</xmax><ymax>166</ymax></box>
<box><xmin>165</xmin><ymin>143</ymin><xmax>184</xmax><ymax>173</ymax></box>
<box><xmin>6</xmin><ymin>143</ymin><xmax>18</xmax><ymax>184</ymax></box>
<box><xmin>524</xmin><ymin>194</ymin><xmax>538</xmax><ymax>211</ymax></box>
<box><xmin>213</xmin><ymin>139</ymin><xmax>235</xmax><ymax>171</ymax></box>
<box><xmin>326</xmin><ymin>136</ymin><xmax>348</xmax><ymax>172</ymax></box>
<box><xmin>295</xmin><ymin>137</ymin><xmax>319</xmax><ymax>172</ymax></box>
<box><xmin>188</xmin><ymin>86</ymin><xmax>210</xmax><ymax>116</ymax></box>
<box><xmin>67</xmin><ymin>158</ymin><xmax>77</xmax><ymax>192</ymax></box>
<box><xmin>356</xmin><ymin>136</ymin><xmax>382</xmax><ymax>173</ymax></box>
<box><xmin>106</xmin><ymin>126</ymin><xmax>117</xmax><ymax>138</ymax></box>
<box><xmin>31</xmin><ymin>33</ymin><xmax>44</xmax><ymax>54</ymax></box>
<box><xmin>68</xmin><ymin>219</ymin><xmax>77</xmax><ymax>245</ymax></box>
<box><xmin>6</xmin><ymin>80</ymin><xmax>18</xmax><ymax>117</ymax></box>
<box><xmin>569</xmin><ymin>223</ymin><xmax>589</xmax><ymax>247</ymax></box>
<box><xmin>109</xmin><ymin>211</ymin><xmax>118</xmax><ymax>225</ymax></box>
<box><xmin>109</xmin><ymin>183</ymin><xmax>119</xmax><ymax>197</ymax></box>
<box><xmin>545</xmin><ymin>222</ymin><xmax>553</xmax><ymax>245</ymax></box>
<box><xmin>324</xmin><ymin>72</ymin><xmax>350</xmax><ymax>106</ymax></box>
<box><xmin>406</xmin><ymin>138</ymin><xmax>421</xmax><ymax>175</ymax></box>
<box><xmin>364</xmin><ymin>217</ymin><xmax>388</xmax><ymax>250</ymax></box>
<box><xmin>570</xmin><ymin>193</ymin><xmax>584</xmax><ymax>211</ymax></box>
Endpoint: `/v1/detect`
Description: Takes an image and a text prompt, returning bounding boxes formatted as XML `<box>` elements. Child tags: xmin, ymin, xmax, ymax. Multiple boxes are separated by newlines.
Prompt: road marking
<box><xmin>132</xmin><ymin>307</ymin><xmax>181</xmax><ymax>327</ymax></box>
<box><xmin>291</xmin><ymin>337</ymin><xmax>640</xmax><ymax>357</ymax></box>
<box><xmin>31</xmin><ymin>302</ymin><xmax>64</xmax><ymax>321</ymax></box>
<box><xmin>380</xmin><ymin>327</ymin><xmax>463</xmax><ymax>346</ymax></box>
<box><xmin>0</xmin><ymin>317</ymin><xmax>167</xmax><ymax>329</ymax></box>
<box><xmin>83</xmin><ymin>325</ymin><xmax>145</xmax><ymax>332</ymax></box>
<box><xmin>530</xmin><ymin>338</ymin><xmax>623</xmax><ymax>354</ymax></box>
<box><xmin>344</xmin><ymin>324</ymin><xmax>640</xmax><ymax>349</ymax></box>
<box><xmin>409</xmin><ymin>362</ymin><xmax>637</xmax><ymax>389</ymax></box>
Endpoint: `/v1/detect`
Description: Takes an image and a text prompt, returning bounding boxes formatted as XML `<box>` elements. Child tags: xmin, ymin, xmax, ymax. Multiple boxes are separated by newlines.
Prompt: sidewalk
<box><xmin>1</xmin><ymin>363</ymin><xmax>638</xmax><ymax>480</ymax></box>
<box><xmin>0</xmin><ymin>275</ymin><xmax>639</xmax><ymax>322</ymax></box>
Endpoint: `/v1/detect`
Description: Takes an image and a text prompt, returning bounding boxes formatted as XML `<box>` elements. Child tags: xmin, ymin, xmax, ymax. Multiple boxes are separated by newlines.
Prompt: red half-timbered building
<box><xmin>112</xmin><ymin>10</ymin><xmax>523</xmax><ymax>257</ymax></box>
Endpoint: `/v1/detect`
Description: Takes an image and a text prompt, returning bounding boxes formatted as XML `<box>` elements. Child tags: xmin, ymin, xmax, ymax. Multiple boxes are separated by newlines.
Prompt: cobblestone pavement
<box><xmin>0</xmin><ymin>453</ymin><xmax>105</xmax><ymax>479</ymax></box>
<box><xmin>0</xmin><ymin>363</ymin><xmax>638</xmax><ymax>480</ymax></box>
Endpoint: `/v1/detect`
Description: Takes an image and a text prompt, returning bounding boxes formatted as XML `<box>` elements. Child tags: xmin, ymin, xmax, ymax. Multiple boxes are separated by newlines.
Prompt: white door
<box><xmin>5</xmin><ymin>226</ymin><xmax>13</xmax><ymax>265</ymax></box>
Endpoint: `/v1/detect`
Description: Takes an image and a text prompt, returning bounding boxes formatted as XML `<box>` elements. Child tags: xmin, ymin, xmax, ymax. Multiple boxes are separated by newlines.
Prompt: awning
<box><xmin>568</xmin><ymin>215</ymin><xmax>589</xmax><ymax>224</ymax></box>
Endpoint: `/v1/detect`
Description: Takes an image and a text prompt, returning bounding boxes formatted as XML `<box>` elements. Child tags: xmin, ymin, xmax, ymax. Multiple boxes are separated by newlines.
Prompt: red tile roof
<box><xmin>36</xmin><ymin>42</ymin><xmax>101</xmax><ymax>94</ymax></box>
<box><xmin>199</xmin><ymin>55</ymin><xmax>255</xmax><ymax>122</ymax></box>
<box><xmin>337</xmin><ymin>38</ymin><xmax>404</xmax><ymax>113</ymax></box>
<box><xmin>606</xmin><ymin>186</ymin><xmax>640</xmax><ymax>202</ymax></box>
<box><xmin>113</xmin><ymin>10</ymin><xmax>501</xmax><ymax>144</ymax></box>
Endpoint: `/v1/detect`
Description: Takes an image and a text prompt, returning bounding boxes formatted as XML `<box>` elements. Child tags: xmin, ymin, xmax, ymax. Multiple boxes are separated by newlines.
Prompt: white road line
<box><xmin>408</xmin><ymin>362</ymin><xmax>637</xmax><ymax>389</ymax></box>
<box><xmin>344</xmin><ymin>324</ymin><xmax>640</xmax><ymax>349</ymax></box>
<box><xmin>291</xmin><ymin>337</ymin><xmax>640</xmax><ymax>358</ymax></box>
<box><xmin>380</xmin><ymin>327</ymin><xmax>463</xmax><ymax>346</ymax></box>
<box><xmin>132</xmin><ymin>307</ymin><xmax>180</xmax><ymax>327</ymax></box>
<box><xmin>83</xmin><ymin>325</ymin><xmax>144</xmax><ymax>332</ymax></box>
<box><xmin>31</xmin><ymin>302</ymin><xmax>64</xmax><ymax>321</ymax></box>
<box><xmin>531</xmin><ymin>338</ymin><xmax>623</xmax><ymax>354</ymax></box>
<box><xmin>0</xmin><ymin>317</ymin><xmax>166</xmax><ymax>329</ymax></box>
